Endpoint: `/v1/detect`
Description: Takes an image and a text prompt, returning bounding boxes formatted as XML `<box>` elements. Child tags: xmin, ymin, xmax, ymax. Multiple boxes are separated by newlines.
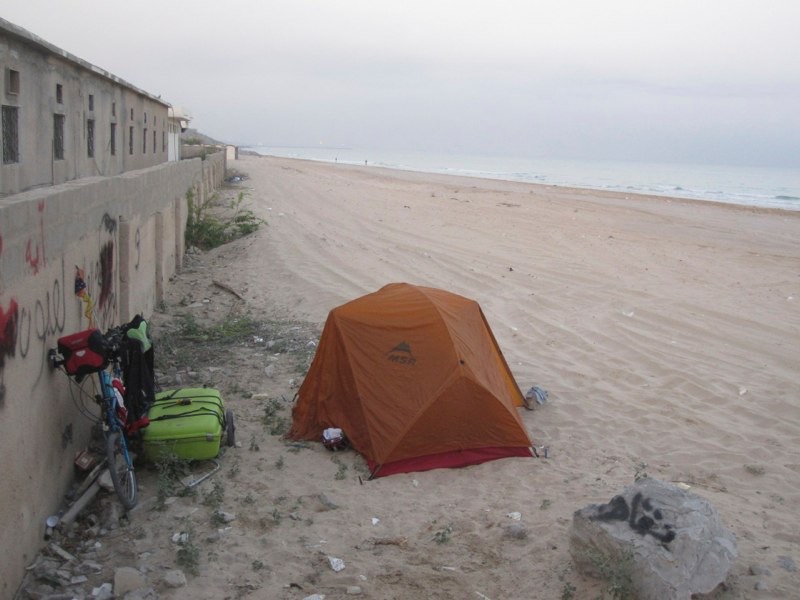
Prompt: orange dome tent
<box><xmin>288</xmin><ymin>283</ymin><xmax>533</xmax><ymax>477</ymax></box>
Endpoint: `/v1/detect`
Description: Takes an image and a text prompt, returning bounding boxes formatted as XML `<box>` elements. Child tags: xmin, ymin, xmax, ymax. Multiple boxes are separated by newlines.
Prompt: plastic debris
<box><xmin>524</xmin><ymin>386</ymin><xmax>549</xmax><ymax>410</ymax></box>
<box><xmin>171</xmin><ymin>532</ymin><xmax>190</xmax><ymax>544</ymax></box>
<box><xmin>328</xmin><ymin>556</ymin><xmax>345</xmax><ymax>572</ymax></box>
<box><xmin>92</xmin><ymin>583</ymin><xmax>113</xmax><ymax>600</ymax></box>
<box><xmin>322</xmin><ymin>428</ymin><xmax>347</xmax><ymax>450</ymax></box>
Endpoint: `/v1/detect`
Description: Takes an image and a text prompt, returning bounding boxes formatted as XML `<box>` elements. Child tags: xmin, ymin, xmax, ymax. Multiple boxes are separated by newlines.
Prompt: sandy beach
<box><xmin>31</xmin><ymin>155</ymin><xmax>798</xmax><ymax>599</ymax></box>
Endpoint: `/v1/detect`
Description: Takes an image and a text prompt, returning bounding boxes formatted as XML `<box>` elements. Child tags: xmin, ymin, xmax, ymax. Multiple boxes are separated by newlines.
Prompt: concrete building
<box><xmin>1</xmin><ymin>17</ymin><xmax>170</xmax><ymax>196</ymax></box>
<box><xmin>167</xmin><ymin>106</ymin><xmax>191</xmax><ymax>161</ymax></box>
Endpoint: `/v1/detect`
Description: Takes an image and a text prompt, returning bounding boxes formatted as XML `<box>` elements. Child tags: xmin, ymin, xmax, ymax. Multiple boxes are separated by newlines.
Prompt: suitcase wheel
<box><xmin>225</xmin><ymin>409</ymin><xmax>236</xmax><ymax>447</ymax></box>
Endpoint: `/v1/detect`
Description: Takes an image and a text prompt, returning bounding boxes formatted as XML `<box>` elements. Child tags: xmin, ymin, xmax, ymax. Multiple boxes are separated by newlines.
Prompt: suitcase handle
<box><xmin>150</xmin><ymin>405</ymin><xmax>224</xmax><ymax>427</ymax></box>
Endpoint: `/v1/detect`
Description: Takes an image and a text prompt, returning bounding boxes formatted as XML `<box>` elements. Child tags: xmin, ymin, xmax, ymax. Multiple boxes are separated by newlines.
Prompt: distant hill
<box><xmin>181</xmin><ymin>128</ymin><xmax>227</xmax><ymax>146</ymax></box>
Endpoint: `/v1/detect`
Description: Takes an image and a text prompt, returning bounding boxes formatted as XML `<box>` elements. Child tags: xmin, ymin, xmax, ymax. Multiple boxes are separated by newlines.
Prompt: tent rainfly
<box><xmin>288</xmin><ymin>283</ymin><xmax>534</xmax><ymax>477</ymax></box>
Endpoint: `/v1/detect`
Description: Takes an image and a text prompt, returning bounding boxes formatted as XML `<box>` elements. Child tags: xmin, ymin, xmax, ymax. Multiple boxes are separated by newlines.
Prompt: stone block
<box><xmin>570</xmin><ymin>478</ymin><xmax>736</xmax><ymax>600</ymax></box>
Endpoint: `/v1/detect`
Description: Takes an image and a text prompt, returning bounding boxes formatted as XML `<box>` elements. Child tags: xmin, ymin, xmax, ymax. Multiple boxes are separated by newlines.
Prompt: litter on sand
<box><xmin>524</xmin><ymin>386</ymin><xmax>548</xmax><ymax>410</ymax></box>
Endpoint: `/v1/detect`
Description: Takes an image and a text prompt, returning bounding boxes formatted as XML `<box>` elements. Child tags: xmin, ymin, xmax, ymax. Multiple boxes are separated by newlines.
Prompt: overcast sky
<box><xmin>4</xmin><ymin>1</ymin><xmax>799</xmax><ymax>167</ymax></box>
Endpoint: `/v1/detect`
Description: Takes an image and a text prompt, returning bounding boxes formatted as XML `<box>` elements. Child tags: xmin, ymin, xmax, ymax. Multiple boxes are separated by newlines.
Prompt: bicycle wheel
<box><xmin>106</xmin><ymin>431</ymin><xmax>138</xmax><ymax>509</ymax></box>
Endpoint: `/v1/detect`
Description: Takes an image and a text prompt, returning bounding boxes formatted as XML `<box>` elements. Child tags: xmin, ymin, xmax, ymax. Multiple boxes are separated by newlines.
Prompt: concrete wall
<box><xmin>1</xmin><ymin>18</ymin><xmax>169</xmax><ymax>196</ymax></box>
<box><xmin>0</xmin><ymin>150</ymin><xmax>225</xmax><ymax>597</ymax></box>
<box><xmin>180</xmin><ymin>144</ymin><xmax>225</xmax><ymax>162</ymax></box>
<box><xmin>201</xmin><ymin>149</ymin><xmax>226</xmax><ymax>193</ymax></box>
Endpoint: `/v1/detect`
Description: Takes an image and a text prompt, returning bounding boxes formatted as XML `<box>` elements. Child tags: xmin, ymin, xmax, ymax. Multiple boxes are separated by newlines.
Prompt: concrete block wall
<box><xmin>205</xmin><ymin>152</ymin><xmax>226</xmax><ymax>190</ymax></box>
<box><xmin>180</xmin><ymin>144</ymin><xmax>222</xmax><ymax>161</ymax></box>
<box><xmin>1</xmin><ymin>18</ymin><xmax>171</xmax><ymax>196</ymax></box>
<box><xmin>0</xmin><ymin>150</ymin><xmax>225</xmax><ymax>597</ymax></box>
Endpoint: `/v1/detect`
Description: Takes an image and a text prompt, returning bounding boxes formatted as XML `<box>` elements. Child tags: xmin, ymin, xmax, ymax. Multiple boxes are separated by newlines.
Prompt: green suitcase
<box><xmin>143</xmin><ymin>388</ymin><xmax>235</xmax><ymax>461</ymax></box>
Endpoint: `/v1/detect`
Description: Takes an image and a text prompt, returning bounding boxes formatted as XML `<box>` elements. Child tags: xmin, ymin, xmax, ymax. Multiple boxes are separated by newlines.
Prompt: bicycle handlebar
<box><xmin>101</xmin><ymin>326</ymin><xmax>125</xmax><ymax>357</ymax></box>
<box><xmin>103</xmin><ymin>325</ymin><xmax>141</xmax><ymax>365</ymax></box>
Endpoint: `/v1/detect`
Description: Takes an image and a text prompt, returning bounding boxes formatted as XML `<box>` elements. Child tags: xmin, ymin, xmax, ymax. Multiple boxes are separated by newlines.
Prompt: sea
<box><xmin>245</xmin><ymin>146</ymin><xmax>800</xmax><ymax>212</ymax></box>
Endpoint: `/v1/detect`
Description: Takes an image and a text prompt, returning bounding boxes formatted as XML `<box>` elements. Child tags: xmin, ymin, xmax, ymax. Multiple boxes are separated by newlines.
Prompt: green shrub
<box><xmin>262</xmin><ymin>398</ymin><xmax>289</xmax><ymax>436</ymax></box>
<box><xmin>154</xmin><ymin>453</ymin><xmax>192</xmax><ymax>509</ymax></box>
<box><xmin>433</xmin><ymin>524</ymin><xmax>453</xmax><ymax>544</ymax></box>
<box><xmin>179</xmin><ymin>314</ymin><xmax>261</xmax><ymax>343</ymax></box>
<box><xmin>584</xmin><ymin>548</ymin><xmax>634</xmax><ymax>600</ymax></box>
<box><xmin>185</xmin><ymin>189</ymin><xmax>264</xmax><ymax>251</ymax></box>
<box><xmin>202</xmin><ymin>479</ymin><xmax>225</xmax><ymax>509</ymax></box>
<box><xmin>175</xmin><ymin>521</ymin><xmax>200</xmax><ymax>575</ymax></box>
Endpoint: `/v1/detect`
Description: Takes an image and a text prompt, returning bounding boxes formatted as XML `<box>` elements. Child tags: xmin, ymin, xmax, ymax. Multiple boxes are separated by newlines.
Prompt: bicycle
<box><xmin>49</xmin><ymin>325</ymin><xmax>145</xmax><ymax>510</ymax></box>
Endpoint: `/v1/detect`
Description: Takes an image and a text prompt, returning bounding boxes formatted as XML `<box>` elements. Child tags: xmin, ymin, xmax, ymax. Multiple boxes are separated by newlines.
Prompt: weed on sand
<box><xmin>185</xmin><ymin>188</ymin><xmax>264</xmax><ymax>251</ymax></box>
<box><xmin>582</xmin><ymin>547</ymin><xmax>635</xmax><ymax>600</ymax></box>
<box><xmin>262</xmin><ymin>398</ymin><xmax>290</xmax><ymax>436</ymax></box>
<box><xmin>154</xmin><ymin>454</ymin><xmax>193</xmax><ymax>509</ymax></box>
<box><xmin>154</xmin><ymin>314</ymin><xmax>318</xmax><ymax>379</ymax></box>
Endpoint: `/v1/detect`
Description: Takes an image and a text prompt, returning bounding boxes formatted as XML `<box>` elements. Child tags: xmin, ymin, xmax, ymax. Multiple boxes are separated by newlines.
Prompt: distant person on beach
<box><xmin>365</xmin><ymin>160</ymin><xmax>368</xmax><ymax>166</ymax></box>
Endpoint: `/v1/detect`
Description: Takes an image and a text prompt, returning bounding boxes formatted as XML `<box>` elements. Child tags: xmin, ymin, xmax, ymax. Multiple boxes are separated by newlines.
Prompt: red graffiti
<box><xmin>24</xmin><ymin>200</ymin><xmax>47</xmax><ymax>275</ymax></box>
<box><xmin>98</xmin><ymin>241</ymin><xmax>114</xmax><ymax>309</ymax></box>
<box><xmin>25</xmin><ymin>239</ymin><xmax>42</xmax><ymax>274</ymax></box>
<box><xmin>0</xmin><ymin>298</ymin><xmax>19</xmax><ymax>368</ymax></box>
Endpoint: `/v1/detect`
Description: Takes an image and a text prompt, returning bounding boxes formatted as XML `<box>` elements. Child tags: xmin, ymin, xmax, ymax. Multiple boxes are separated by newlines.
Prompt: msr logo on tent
<box><xmin>387</xmin><ymin>342</ymin><xmax>416</xmax><ymax>366</ymax></box>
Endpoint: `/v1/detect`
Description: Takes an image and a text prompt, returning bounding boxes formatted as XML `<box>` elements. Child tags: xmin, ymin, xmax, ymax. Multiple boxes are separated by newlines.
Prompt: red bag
<box><xmin>57</xmin><ymin>329</ymin><xmax>108</xmax><ymax>378</ymax></box>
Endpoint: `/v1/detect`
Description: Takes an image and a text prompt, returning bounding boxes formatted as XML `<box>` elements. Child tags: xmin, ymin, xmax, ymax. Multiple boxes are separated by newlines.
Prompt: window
<box><xmin>153</xmin><ymin>129</ymin><xmax>156</xmax><ymax>153</ymax></box>
<box><xmin>56</xmin><ymin>84</ymin><xmax>63</xmax><ymax>104</ymax></box>
<box><xmin>88</xmin><ymin>94</ymin><xmax>94</xmax><ymax>111</ymax></box>
<box><xmin>130</xmin><ymin>108</ymin><xmax>134</xmax><ymax>120</ymax></box>
<box><xmin>54</xmin><ymin>113</ymin><xmax>65</xmax><ymax>160</ymax></box>
<box><xmin>87</xmin><ymin>119</ymin><xmax>95</xmax><ymax>157</ymax></box>
<box><xmin>143</xmin><ymin>128</ymin><xmax>147</xmax><ymax>153</ymax></box>
<box><xmin>110</xmin><ymin>123</ymin><xmax>116</xmax><ymax>156</ymax></box>
<box><xmin>7</xmin><ymin>69</ymin><xmax>20</xmax><ymax>95</ymax></box>
<box><xmin>112</xmin><ymin>101</ymin><xmax>116</xmax><ymax>117</ymax></box>
<box><xmin>162</xmin><ymin>131</ymin><xmax>166</xmax><ymax>152</ymax></box>
<box><xmin>129</xmin><ymin>125</ymin><xmax>134</xmax><ymax>154</ymax></box>
<box><xmin>144</xmin><ymin>112</ymin><xmax>147</xmax><ymax>124</ymax></box>
<box><xmin>2</xmin><ymin>105</ymin><xmax>19</xmax><ymax>163</ymax></box>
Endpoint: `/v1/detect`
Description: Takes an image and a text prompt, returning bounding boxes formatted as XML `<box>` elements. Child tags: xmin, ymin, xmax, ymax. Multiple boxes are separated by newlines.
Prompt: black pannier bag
<box><xmin>119</xmin><ymin>315</ymin><xmax>156</xmax><ymax>431</ymax></box>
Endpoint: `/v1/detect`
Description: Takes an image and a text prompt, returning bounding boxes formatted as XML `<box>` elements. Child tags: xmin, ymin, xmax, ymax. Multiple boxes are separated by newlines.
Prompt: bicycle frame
<box><xmin>51</xmin><ymin>327</ymin><xmax>138</xmax><ymax>509</ymax></box>
<box><xmin>94</xmin><ymin>356</ymin><xmax>138</xmax><ymax>509</ymax></box>
<box><xmin>96</xmin><ymin>367</ymin><xmax>133</xmax><ymax>464</ymax></box>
